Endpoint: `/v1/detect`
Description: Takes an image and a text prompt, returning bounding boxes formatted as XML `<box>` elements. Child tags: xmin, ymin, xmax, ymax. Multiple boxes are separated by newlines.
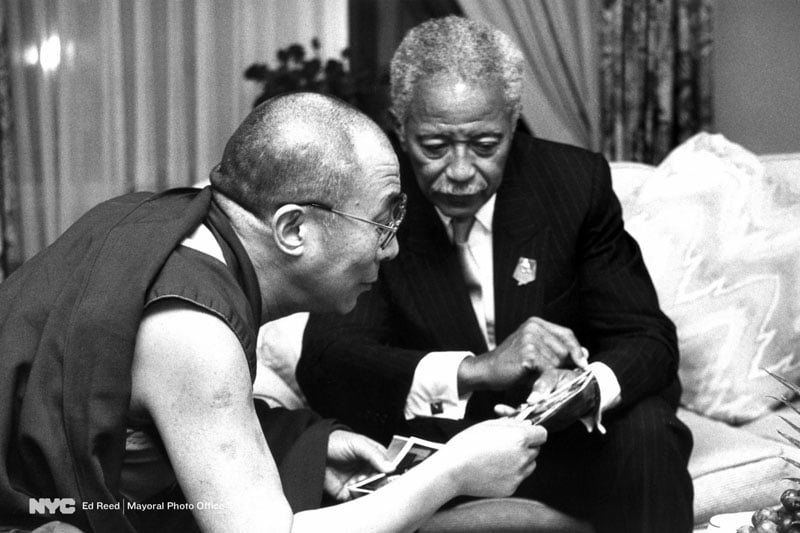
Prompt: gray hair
<box><xmin>390</xmin><ymin>16</ymin><xmax>524</xmax><ymax>127</ymax></box>
<box><xmin>211</xmin><ymin>92</ymin><xmax>383</xmax><ymax>219</ymax></box>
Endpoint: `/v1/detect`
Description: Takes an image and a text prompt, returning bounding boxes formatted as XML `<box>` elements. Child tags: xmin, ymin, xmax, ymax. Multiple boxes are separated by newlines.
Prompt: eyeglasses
<box><xmin>298</xmin><ymin>193</ymin><xmax>407</xmax><ymax>250</ymax></box>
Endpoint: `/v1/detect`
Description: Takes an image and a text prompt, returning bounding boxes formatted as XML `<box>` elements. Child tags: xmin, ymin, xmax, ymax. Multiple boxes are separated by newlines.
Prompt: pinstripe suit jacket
<box><xmin>298</xmin><ymin>132</ymin><xmax>680</xmax><ymax>442</ymax></box>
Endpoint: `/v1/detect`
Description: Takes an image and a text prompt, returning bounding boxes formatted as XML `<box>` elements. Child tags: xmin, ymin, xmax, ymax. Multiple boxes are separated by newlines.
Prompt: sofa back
<box><xmin>610</xmin><ymin>133</ymin><xmax>800</xmax><ymax>424</ymax></box>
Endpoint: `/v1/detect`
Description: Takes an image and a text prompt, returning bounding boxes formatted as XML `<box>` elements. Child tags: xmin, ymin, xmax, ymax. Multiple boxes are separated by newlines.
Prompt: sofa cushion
<box><xmin>679</xmin><ymin>408</ymin><xmax>800</xmax><ymax>526</ymax></box>
<box><xmin>613</xmin><ymin>134</ymin><xmax>800</xmax><ymax>424</ymax></box>
<box><xmin>741</xmin><ymin>397</ymin><xmax>800</xmax><ymax>444</ymax></box>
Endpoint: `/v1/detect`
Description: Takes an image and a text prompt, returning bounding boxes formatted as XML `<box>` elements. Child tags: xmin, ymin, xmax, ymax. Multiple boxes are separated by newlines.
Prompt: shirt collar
<box><xmin>435</xmin><ymin>194</ymin><xmax>496</xmax><ymax>241</ymax></box>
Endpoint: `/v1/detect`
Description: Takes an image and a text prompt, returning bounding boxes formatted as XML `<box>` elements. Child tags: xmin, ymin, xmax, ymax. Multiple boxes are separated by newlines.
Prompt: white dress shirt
<box><xmin>403</xmin><ymin>195</ymin><xmax>621</xmax><ymax>424</ymax></box>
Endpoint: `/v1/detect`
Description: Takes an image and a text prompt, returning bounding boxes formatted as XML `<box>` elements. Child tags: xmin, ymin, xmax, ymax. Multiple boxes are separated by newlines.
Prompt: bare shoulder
<box><xmin>130</xmin><ymin>299</ymin><xmax>292</xmax><ymax>530</ymax></box>
<box><xmin>130</xmin><ymin>298</ymin><xmax>252</xmax><ymax>420</ymax></box>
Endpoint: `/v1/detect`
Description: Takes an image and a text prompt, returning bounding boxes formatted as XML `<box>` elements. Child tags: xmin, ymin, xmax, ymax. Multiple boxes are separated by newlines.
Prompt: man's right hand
<box><xmin>457</xmin><ymin>317</ymin><xmax>588</xmax><ymax>395</ymax></box>
<box><xmin>436</xmin><ymin>419</ymin><xmax>547</xmax><ymax>498</ymax></box>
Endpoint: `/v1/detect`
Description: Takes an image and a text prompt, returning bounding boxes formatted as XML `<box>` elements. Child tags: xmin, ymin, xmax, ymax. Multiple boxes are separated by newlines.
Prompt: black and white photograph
<box><xmin>1</xmin><ymin>1</ymin><xmax>799</xmax><ymax>532</ymax></box>
<box><xmin>347</xmin><ymin>435</ymin><xmax>443</xmax><ymax>495</ymax></box>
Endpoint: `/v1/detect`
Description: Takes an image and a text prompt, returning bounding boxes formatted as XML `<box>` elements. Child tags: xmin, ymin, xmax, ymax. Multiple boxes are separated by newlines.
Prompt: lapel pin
<box><xmin>513</xmin><ymin>257</ymin><xmax>537</xmax><ymax>286</ymax></box>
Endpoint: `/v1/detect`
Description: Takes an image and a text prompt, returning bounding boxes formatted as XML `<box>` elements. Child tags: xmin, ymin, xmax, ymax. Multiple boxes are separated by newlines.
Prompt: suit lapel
<box><xmin>397</xmin><ymin>147</ymin><xmax>488</xmax><ymax>355</ymax></box>
<box><xmin>492</xmin><ymin>141</ymin><xmax>550</xmax><ymax>343</ymax></box>
<box><xmin>401</xmin><ymin>208</ymin><xmax>489</xmax><ymax>355</ymax></box>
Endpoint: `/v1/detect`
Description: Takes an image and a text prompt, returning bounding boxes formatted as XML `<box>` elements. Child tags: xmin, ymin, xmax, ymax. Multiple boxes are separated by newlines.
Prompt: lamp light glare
<box><xmin>23</xmin><ymin>45</ymin><xmax>39</xmax><ymax>66</ymax></box>
<box><xmin>39</xmin><ymin>35</ymin><xmax>61</xmax><ymax>72</ymax></box>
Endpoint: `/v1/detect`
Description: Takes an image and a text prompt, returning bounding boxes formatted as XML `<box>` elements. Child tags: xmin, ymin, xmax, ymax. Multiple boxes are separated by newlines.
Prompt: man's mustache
<box><xmin>431</xmin><ymin>177</ymin><xmax>488</xmax><ymax>196</ymax></box>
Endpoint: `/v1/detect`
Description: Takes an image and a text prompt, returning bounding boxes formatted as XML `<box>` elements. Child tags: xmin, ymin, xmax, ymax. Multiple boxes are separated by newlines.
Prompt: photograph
<box><xmin>1</xmin><ymin>1</ymin><xmax>799</xmax><ymax>532</ymax></box>
<box><xmin>348</xmin><ymin>436</ymin><xmax>444</xmax><ymax>496</ymax></box>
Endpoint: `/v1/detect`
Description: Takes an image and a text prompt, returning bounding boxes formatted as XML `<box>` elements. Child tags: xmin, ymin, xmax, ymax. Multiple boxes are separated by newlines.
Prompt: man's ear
<box><xmin>389</xmin><ymin>110</ymin><xmax>409</xmax><ymax>153</ymax></box>
<box><xmin>271</xmin><ymin>205</ymin><xmax>306</xmax><ymax>256</ymax></box>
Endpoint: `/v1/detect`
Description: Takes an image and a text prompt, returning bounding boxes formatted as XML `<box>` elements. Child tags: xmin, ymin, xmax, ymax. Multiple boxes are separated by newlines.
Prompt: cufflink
<box><xmin>430</xmin><ymin>402</ymin><xmax>444</xmax><ymax>415</ymax></box>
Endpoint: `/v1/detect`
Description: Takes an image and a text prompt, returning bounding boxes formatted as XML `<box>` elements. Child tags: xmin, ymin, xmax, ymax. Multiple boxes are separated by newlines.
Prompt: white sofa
<box><xmin>255</xmin><ymin>133</ymin><xmax>800</xmax><ymax>531</ymax></box>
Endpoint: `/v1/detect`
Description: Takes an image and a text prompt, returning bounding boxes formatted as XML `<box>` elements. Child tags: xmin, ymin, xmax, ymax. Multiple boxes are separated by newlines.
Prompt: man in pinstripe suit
<box><xmin>298</xmin><ymin>16</ymin><xmax>693</xmax><ymax>533</ymax></box>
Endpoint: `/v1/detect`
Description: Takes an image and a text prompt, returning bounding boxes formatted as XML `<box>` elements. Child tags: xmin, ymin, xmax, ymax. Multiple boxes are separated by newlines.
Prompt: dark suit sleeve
<box><xmin>298</xmin><ymin>278</ymin><xmax>427</xmax><ymax>442</ymax></box>
<box><xmin>574</xmin><ymin>153</ymin><xmax>680</xmax><ymax>410</ymax></box>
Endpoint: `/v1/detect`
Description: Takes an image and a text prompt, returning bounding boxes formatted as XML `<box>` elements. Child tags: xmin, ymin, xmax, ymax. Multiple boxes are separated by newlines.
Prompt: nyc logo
<box><xmin>28</xmin><ymin>498</ymin><xmax>76</xmax><ymax>515</ymax></box>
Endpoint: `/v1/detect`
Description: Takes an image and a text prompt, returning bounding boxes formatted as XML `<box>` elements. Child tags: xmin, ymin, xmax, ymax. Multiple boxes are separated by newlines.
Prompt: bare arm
<box><xmin>131</xmin><ymin>300</ymin><xmax>293</xmax><ymax>531</ymax></box>
<box><xmin>132</xmin><ymin>300</ymin><xmax>545</xmax><ymax>533</ymax></box>
<box><xmin>294</xmin><ymin>418</ymin><xmax>544</xmax><ymax>533</ymax></box>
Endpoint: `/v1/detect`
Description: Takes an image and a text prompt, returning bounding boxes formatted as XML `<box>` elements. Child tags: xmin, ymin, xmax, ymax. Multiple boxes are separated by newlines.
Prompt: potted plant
<box><xmin>244</xmin><ymin>39</ymin><xmax>390</xmax><ymax>129</ymax></box>
<box><xmin>742</xmin><ymin>371</ymin><xmax>800</xmax><ymax>533</ymax></box>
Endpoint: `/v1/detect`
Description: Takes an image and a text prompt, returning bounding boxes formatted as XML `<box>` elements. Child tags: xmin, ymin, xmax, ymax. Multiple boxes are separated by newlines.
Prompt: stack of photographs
<box><xmin>510</xmin><ymin>368</ymin><xmax>594</xmax><ymax>425</ymax></box>
<box><xmin>347</xmin><ymin>435</ymin><xmax>443</xmax><ymax>495</ymax></box>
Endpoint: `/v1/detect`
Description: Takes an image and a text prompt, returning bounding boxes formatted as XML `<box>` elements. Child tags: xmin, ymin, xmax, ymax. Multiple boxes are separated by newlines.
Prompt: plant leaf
<box><xmin>769</xmin><ymin>395</ymin><xmax>800</xmax><ymax>418</ymax></box>
<box><xmin>781</xmin><ymin>456</ymin><xmax>800</xmax><ymax>470</ymax></box>
<box><xmin>779</xmin><ymin>429</ymin><xmax>800</xmax><ymax>449</ymax></box>
<box><xmin>780</xmin><ymin>415</ymin><xmax>800</xmax><ymax>436</ymax></box>
<box><xmin>765</xmin><ymin>369</ymin><xmax>800</xmax><ymax>397</ymax></box>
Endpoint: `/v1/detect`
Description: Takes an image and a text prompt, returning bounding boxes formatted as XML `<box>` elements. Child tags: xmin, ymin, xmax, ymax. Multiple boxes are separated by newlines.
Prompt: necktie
<box><xmin>451</xmin><ymin>217</ymin><xmax>495</xmax><ymax>347</ymax></box>
<box><xmin>451</xmin><ymin>217</ymin><xmax>482</xmax><ymax>300</ymax></box>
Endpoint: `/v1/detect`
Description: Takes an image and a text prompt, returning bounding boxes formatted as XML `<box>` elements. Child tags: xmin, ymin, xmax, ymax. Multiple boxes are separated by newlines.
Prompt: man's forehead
<box><xmin>407</xmin><ymin>77</ymin><xmax>509</xmax><ymax>127</ymax></box>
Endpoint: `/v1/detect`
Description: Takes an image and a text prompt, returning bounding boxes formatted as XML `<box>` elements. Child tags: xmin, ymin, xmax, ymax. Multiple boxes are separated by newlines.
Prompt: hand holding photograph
<box><xmin>347</xmin><ymin>436</ymin><xmax>444</xmax><ymax>496</ymax></box>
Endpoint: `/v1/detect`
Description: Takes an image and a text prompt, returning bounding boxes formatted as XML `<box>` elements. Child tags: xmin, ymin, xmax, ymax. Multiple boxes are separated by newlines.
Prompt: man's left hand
<box><xmin>530</xmin><ymin>370</ymin><xmax>600</xmax><ymax>432</ymax></box>
<box><xmin>526</xmin><ymin>367</ymin><xmax>580</xmax><ymax>404</ymax></box>
<box><xmin>324</xmin><ymin>430</ymin><xmax>393</xmax><ymax>501</ymax></box>
<box><xmin>495</xmin><ymin>369</ymin><xmax>601</xmax><ymax>432</ymax></box>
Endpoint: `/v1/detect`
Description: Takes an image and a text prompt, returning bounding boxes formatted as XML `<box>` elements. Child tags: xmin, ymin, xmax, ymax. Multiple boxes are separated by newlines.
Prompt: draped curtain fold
<box><xmin>0</xmin><ymin>3</ymin><xmax>18</xmax><ymax>279</ymax></box>
<box><xmin>0</xmin><ymin>0</ymin><xmax>346</xmax><ymax>275</ymax></box>
<box><xmin>456</xmin><ymin>0</ymin><xmax>601</xmax><ymax>151</ymax></box>
<box><xmin>600</xmin><ymin>0</ymin><xmax>713</xmax><ymax>164</ymax></box>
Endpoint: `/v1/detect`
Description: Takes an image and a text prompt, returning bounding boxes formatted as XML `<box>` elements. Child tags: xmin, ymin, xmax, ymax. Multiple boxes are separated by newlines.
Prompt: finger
<box><xmin>524</xmin><ymin>424</ymin><xmax>548</xmax><ymax>447</ymax></box>
<box><xmin>529</xmin><ymin>367</ymin><xmax>560</xmax><ymax>397</ymax></box>
<box><xmin>525</xmin><ymin>390</ymin><xmax>546</xmax><ymax>404</ymax></box>
<box><xmin>524</xmin><ymin>328</ymin><xmax>560</xmax><ymax>367</ymax></box>
<box><xmin>494</xmin><ymin>403</ymin><xmax>518</xmax><ymax>417</ymax></box>
<box><xmin>517</xmin><ymin>321</ymin><xmax>559</xmax><ymax>368</ymax></box>
<box><xmin>336</xmin><ymin>487</ymin><xmax>354</xmax><ymax>502</ymax></box>
<box><xmin>521</xmin><ymin>458</ymin><xmax>537</xmax><ymax>479</ymax></box>
<box><xmin>531</xmin><ymin>317</ymin><xmax>583</xmax><ymax>366</ymax></box>
<box><xmin>521</xmin><ymin>446</ymin><xmax>540</xmax><ymax>466</ymax></box>
<box><xmin>530</xmin><ymin>328</ymin><xmax>570</xmax><ymax>365</ymax></box>
<box><xmin>350</xmin><ymin>472</ymin><xmax>372</xmax><ymax>484</ymax></box>
<box><xmin>532</xmin><ymin>337</ymin><xmax>561</xmax><ymax>368</ymax></box>
<box><xmin>520</xmin><ymin>347</ymin><xmax>558</xmax><ymax>371</ymax></box>
<box><xmin>574</xmin><ymin>347</ymin><xmax>590</xmax><ymax>370</ymax></box>
<box><xmin>352</xmin><ymin>436</ymin><xmax>393</xmax><ymax>472</ymax></box>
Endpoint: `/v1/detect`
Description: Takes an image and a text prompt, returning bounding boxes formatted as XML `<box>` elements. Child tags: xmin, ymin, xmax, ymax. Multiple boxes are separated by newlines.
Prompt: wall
<box><xmin>713</xmin><ymin>0</ymin><xmax>800</xmax><ymax>155</ymax></box>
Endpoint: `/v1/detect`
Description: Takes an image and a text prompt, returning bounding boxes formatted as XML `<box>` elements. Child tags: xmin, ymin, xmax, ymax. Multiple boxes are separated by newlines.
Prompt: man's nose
<box><xmin>446</xmin><ymin>145</ymin><xmax>476</xmax><ymax>182</ymax></box>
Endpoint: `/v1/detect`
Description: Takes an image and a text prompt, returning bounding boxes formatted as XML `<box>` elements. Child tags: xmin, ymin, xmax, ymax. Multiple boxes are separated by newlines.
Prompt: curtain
<box><xmin>346</xmin><ymin>0</ymin><xmax>462</xmax><ymax>131</ymax></box>
<box><xmin>600</xmin><ymin>0</ymin><xmax>713</xmax><ymax>164</ymax></box>
<box><xmin>0</xmin><ymin>0</ymin><xmax>347</xmax><ymax>274</ymax></box>
<box><xmin>457</xmin><ymin>0</ymin><xmax>601</xmax><ymax>151</ymax></box>
<box><xmin>1</xmin><ymin>3</ymin><xmax>19</xmax><ymax>279</ymax></box>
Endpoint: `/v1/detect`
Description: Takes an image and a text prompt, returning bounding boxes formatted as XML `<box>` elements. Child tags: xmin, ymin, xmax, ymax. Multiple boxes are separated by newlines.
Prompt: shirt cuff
<box><xmin>578</xmin><ymin>362</ymin><xmax>622</xmax><ymax>435</ymax></box>
<box><xmin>404</xmin><ymin>351</ymin><xmax>474</xmax><ymax>420</ymax></box>
<box><xmin>588</xmin><ymin>361</ymin><xmax>621</xmax><ymax>412</ymax></box>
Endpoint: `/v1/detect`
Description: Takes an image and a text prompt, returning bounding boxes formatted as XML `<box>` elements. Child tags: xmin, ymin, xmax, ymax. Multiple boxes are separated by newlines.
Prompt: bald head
<box><xmin>211</xmin><ymin>92</ymin><xmax>390</xmax><ymax>219</ymax></box>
